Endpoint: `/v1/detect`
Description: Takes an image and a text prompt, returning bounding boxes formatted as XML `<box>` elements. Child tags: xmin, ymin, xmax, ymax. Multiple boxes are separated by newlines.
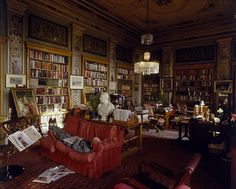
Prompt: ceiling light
<box><xmin>134</xmin><ymin>0</ymin><xmax>159</xmax><ymax>75</ymax></box>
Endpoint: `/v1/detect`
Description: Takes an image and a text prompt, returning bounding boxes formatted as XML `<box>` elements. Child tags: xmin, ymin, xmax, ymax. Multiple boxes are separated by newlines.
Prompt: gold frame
<box><xmin>12</xmin><ymin>88</ymin><xmax>39</xmax><ymax>118</ymax></box>
<box><xmin>214</xmin><ymin>80</ymin><xmax>232</xmax><ymax>93</ymax></box>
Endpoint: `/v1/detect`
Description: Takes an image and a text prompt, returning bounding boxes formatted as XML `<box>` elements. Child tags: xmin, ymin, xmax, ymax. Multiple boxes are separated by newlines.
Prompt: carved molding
<box><xmin>162</xmin><ymin>47</ymin><xmax>174</xmax><ymax>77</ymax></box>
<box><xmin>7</xmin><ymin>0</ymin><xmax>28</xmax><ymax>15</ymax></box>
<box><xmin>217</xmin><ymin>38</ymin><xmax>232</xmax><ymax>80</ymax></box>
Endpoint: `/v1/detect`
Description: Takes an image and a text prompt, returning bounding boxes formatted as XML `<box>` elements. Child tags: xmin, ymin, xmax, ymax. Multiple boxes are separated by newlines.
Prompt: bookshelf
<box><xmin>117</xmin><ymin>64</ymin><xmax>134</xmax><ymax>102</ymax></box>
<box><xmin>174</xmin><ymin>64</ymin><xmax>214</xmax><ymax>107</ymax></box>
<box><xmin>142</xmin><ymin>74</ymin><xmax>160</xmax><ymax>104</ymax></box>
<box><xmin>26</xmin><ymin>43</ymin><xmax>71</xmax><ymax>132</ymax></box>
<box><xmin>82</xmin><ymin>57</ymin><xmax>108</xmax><ymax>94</ymax></box>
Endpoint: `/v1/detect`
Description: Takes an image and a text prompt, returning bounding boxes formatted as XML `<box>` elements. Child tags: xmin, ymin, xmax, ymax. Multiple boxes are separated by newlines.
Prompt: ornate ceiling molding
<box><xmin>7</xmin><ymin>0</ymin><xmax>28</xmax><ymax>15</ymax></box>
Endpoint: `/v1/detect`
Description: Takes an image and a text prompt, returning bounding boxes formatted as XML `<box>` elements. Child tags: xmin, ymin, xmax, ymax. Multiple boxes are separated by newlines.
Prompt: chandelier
<box><xmin>134</xmin><ymin>0</ymin><xmax>159</xmax><ymax>75</ymax></box>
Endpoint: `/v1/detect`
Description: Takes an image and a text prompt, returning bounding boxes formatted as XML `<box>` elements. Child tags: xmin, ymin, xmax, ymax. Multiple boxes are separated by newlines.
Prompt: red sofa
<box><xmin>40</xmin><ymin>115</ymin><xmax>124</xmax><ymax>179</ymax></box>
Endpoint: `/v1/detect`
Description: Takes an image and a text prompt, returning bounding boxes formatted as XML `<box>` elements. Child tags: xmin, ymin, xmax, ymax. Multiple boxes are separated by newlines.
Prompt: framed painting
<box><xmin>83</xmin><ymin>34</ymin><xmax>107</xmax><ymax>57</ymax></box>
<box><xmin>29</xmin><ymin>14</ymin><xmax>68</xmax><ymax>46</ymax></box>
<box><xmin>160</xmin><ymin>77</ymin><xmax>173</xmax><ymax>92</ymax></box>
<box><xmin>6</xmin><ymin>74</ymin><xmax>26</xmax><ymax>88</ymax></box>
<box><xmin>70</xmin><ymin>75</ymin><xmax>84</xmax><ymax>89</ymax></box>
<box><xmin>12</xmin><ymin>88</ymin><xmax>39</xmax><ymax>118</ymax></box>
<box><xmin>214</xmin><ymin>80</ymin><xmax>232</xmax><ymax>93</ymax></box>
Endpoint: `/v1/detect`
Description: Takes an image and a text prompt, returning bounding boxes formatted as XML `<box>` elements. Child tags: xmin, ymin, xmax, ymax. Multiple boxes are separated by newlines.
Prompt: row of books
<box><xmin>117</xmin><ymin>74</ymin><xmax>133</xmax><ymax>80</ymax></box>
<box><xmin>175</xmin><ymin>81</ymin><xmax>212</xmax><ymax>87</ymax></box>
<box><xmin>39</xmin><ymin>103</ymin><xmax>67</xmax><ymax>114</ymax></box>
<box><xmin>176</xmin><ymin>95</ymin><xmax>211</xmax><ymax>101</ymax></box>
<box><xmin>85</xmin><ymin>61</ymin><xmax>107</xmax><ymax>72</ymax></box>
<box><xmin>30</xmin><ymin>50</ymin><xmax>68</xmax><ymax>63</ymax></box>
<box><xmin>84</xmin><ymin>70</ymin><xmax>107</xmax><ymax>79</ymax></box>
<box><xmin>175</xmin><ymin>74</ymin><xmax>212</xmax><ymax>81</ymax></box>
<box><xmin>143</xmin><ymin>83</ymin><xmax>159</xmax><ymax>88</ymax></box>
<box><xmin>31</xmin><ymin>69</ymin><xmax>68</xmax><ymax>79</ymax></box>
<box><xmin>84</xmin><ymin>78</ymin><xmax>108</xmax><ymax>86</ymax></box>
<box><xmin>36</xmin><ymin>96</ymin><xmax>68</xmax><ymax>105</ymax></box>
<box><xmin>30</xmin><ymin>78</ymin><xmax>68</xmax><ymax>87</ymax></box>
<box><xmin>36</xmin><ymin>87</ymin><xmax>68</xmax><ymax>95</ymax></box>
<box><xmin>117</xmin><ymin>68</ymin><xmax>133</xmax><ymax>75</ymax></box>
<box><xmin>30</xmin><ymin>60</ymin><xmax>68</xmax><ymax>71</ymax></box>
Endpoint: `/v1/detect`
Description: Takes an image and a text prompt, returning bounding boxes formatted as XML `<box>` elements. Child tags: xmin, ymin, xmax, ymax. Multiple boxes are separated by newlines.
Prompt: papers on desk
<box><xmin>114</xmin><ymin>109</ymin><xmax>132</xmax><ymax>121</ymax></box>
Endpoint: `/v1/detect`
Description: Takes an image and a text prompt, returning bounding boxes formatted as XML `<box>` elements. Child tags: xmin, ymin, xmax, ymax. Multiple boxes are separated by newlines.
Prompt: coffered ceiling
<box><xmin>75</xmin><ymin>0</ymin><xmax>236</xmax><ymax>34</ymax></box>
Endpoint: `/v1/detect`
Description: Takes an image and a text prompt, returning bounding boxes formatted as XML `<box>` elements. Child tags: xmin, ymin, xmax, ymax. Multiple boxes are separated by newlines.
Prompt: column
<box><xmin>108</xmin><ymin>39</ymin><xmax>117</xmax><ymax>93</ymax></box>
<box><xmin>70</xmin><ymin>24</ymin><xmax>84</xmax><ymax>107</ymax></box>
<box><xmin>7</xmin><ymin>0</ymin><xmax>27</xmax><ymax>74</ymax></box>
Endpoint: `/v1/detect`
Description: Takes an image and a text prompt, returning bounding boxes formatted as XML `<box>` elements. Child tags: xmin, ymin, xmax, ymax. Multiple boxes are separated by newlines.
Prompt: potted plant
<box><xmin>87</xmin><ymin>93</ymin><xmax>100</xmax><ymax>118</ymax></box>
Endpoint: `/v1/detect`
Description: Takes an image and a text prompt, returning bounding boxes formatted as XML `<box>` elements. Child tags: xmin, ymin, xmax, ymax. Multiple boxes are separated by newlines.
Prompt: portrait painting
<box><xmin>12</xmin><ymin>88</ymin><xmax>39</xmax><ymax>118</ymax></box>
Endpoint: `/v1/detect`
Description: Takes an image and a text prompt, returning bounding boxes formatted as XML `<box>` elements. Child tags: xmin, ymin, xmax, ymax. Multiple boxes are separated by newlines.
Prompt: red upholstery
<box><xmin>40</xmin><ymin>115</ymin><xmax>124</xmax><ymax>179</ymax></box>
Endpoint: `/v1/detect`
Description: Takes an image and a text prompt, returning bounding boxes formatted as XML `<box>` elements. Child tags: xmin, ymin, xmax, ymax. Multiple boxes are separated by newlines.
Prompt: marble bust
<box><xmin>97</xmin><ymin>92</ymin><xmax>115</xmax><ymax>121</ymax></box>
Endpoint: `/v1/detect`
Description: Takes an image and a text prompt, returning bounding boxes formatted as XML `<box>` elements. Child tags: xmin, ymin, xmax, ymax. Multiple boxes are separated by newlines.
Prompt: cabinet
<box><xmin>83</xmin><ymin>58</ymin><xmax>108</xmax><ymax>94</ymax></box>
<box><xmin>142</xmin><ymin>74</ymin><xmax>160</xmax><ymax>103</ymax></box>
<box><xmin>117</xmin><ymin>65</ymin><xmax>134</xmax><ymax>102</ymax></box>
<box><xmin>26</xmin><ymin>43</ymin><xmax>71</xmax><ymax>131</ymax></box>
<box><xmin>174</xmin><ymin>64</ymin><xmax>214</xmax><ymax>106</ymax></box>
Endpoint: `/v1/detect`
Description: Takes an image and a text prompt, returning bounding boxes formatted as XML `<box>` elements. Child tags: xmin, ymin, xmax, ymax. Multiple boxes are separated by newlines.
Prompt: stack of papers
<box><xmin>33</xmin><ymin>165</ymin><xmax>75</xmax><ymax>183</ymax></box>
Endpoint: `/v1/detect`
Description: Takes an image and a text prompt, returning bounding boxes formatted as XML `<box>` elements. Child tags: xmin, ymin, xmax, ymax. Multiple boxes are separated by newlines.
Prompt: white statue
<box><xmin>97</xmin><ymin>92</ymin><xmax>115</xmax><ymax>121</ymax></box>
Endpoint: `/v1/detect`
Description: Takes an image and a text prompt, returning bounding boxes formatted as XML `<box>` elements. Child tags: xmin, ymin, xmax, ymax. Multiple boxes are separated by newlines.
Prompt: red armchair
<box><xmin>40</xmin><ymin>115</ymin><xmax>124</xmax><ymax>179</ymax></box>
<box><xmin>112</xmin><ymin>153</ymin><xmax>201</xmax><ymax>189</ymax></box>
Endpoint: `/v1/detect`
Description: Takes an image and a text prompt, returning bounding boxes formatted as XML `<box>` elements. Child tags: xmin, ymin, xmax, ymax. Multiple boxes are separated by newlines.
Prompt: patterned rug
<box><xmin>142</xmin><ymin>129</ymin><xmax>179</xmax><ymax>140</ymax></box>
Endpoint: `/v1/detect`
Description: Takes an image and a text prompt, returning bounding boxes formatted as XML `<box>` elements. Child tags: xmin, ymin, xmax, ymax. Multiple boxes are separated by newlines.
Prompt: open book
<box><xmin>33</xmin><ymin>165</ymin><xmax>74</xmax><ymax>183</ymax></box>
<box><xmin>8</xmin><ymin>125</ymin><xmax>42</xmax><ymax>152</ymax></box>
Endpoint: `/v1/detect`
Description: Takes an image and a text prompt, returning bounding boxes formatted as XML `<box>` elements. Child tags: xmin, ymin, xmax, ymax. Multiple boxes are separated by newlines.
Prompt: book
<box><xmin>8</xmin><ymin>126</ymin><xmax>42</xmax><ymax>152</ymax></box>
<box><xmin>33</xmin><ymin>165</ymin><xmax>74</xmax><ymax>183</ymax></box>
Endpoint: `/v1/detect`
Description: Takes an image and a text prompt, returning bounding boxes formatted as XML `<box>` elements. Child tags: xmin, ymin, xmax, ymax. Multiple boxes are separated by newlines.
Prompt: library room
<box><xmin>0</xmin><ymin>0</ymin><xmax>235</xmax><ymax>189</ymax></box>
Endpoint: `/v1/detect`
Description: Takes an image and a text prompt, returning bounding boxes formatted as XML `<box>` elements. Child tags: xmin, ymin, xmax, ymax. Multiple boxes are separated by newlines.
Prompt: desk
<box><xmin>89</xmin><ymin>119</ymin><xmax>146</xmax><ymax>158</ymax></box>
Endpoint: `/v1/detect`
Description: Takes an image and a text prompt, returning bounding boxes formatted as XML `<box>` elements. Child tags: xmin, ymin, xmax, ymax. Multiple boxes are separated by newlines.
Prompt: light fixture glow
<box><xmin>134</xmin><ymin>0</ymin><xmax>159</xmax><ymax>75</ymax></box>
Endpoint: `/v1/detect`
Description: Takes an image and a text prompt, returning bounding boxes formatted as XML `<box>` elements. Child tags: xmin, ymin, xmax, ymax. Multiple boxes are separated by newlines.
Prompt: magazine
<box><xmin>33</xmin><ymin>165</ymin><xmax>75</xmax><ymax>183</ymax></box>
<box><xmin>8</xmin><ymin>125</ymin><xmax>42</xmax><ymax>152</ymax></box>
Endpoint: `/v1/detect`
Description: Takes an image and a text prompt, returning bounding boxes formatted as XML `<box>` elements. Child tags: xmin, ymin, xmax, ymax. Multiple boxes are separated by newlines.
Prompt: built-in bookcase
<box><xmin>117</xmin><ymin>65</ymin><xmax>134</xmax><ymax>102</ymax></box>
<box><xmin>83</xmin><ymin>57</ymin><xmax>108</xmax><ymax>94</ymax></box>
<box><xmin>26</xmin><ymin>42</ymin><xmax>71</xmax><ymax>132</ymax></box>
<box><xmin>174</xmin><ymin>64</ymin><xmax>214</xmax><ymax>106</ymax></box>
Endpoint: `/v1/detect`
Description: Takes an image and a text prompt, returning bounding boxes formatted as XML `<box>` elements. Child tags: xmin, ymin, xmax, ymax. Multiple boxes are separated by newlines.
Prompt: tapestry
<box><xmin>29</xmin><ymin>14</ymin><xmax>68</xmax><ymax>46</ymax></box>
<box><xmin>8</xmin><ymin>13</ymin><xmax>23</xmax><ymax>74</ymax></box>
<box><xmin>109</xmin><ymin>41</ymin><xmax>116</xmax><ymax>82</ymax></box>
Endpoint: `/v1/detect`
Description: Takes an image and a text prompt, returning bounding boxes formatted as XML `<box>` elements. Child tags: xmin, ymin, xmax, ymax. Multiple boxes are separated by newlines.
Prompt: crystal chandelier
<box><xmin>134</xmin><ymin>0</ymin><xmax>159</xmax><ymax>75</ymax></box>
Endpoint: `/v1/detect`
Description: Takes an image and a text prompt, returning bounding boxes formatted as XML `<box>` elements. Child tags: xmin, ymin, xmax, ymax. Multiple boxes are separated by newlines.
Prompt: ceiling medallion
<box><xmin>154</xmin><ymin>0</ymin><xmax>173</xmax><ymax>7</ymax></box>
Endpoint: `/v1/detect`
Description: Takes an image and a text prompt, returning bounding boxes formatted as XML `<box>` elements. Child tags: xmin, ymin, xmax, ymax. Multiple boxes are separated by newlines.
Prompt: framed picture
<box><xmin>12</xmin><ymin>88</ymin><xmax>39</xmax><ymax>118</ymax></box>
<box><xmin>70</xmin><ymin>75</ymin><xmax>84</xmax><ymax>89</ymax></box>
<box><xmin>6</xmin><ymin>74</ymin><xmax>26</xmax><ymax>88</ymax></box>
<box><xmin>83</xmin><ymin>34</ymin><xmax>107</xmax><ymax>57</ymax></box>
<box><xmin>29</xmin><ymin>14</ymin><xmax>68</xmax><ymax>46</ymax></box>
<box><xmin>214</xmin><ymin>80</ymin><xmax>232</xmax><ymax>93</ymax></box>
<box><xmin>160</xmin><ymin>77</ymin><xmax>173</xmax><ymax>91</ymax></box>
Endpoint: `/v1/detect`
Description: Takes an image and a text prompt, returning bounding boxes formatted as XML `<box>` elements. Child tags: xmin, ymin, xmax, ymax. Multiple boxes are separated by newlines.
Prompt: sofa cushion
<box><xmin>64</xmin><ymin>116</ymin><xmax>80</xmax><ymax>135</ymax></box>
<box><xmin>69</xmin><ymin>150</ymin><xmax>96</xmax><ymax>163</ymax></box>
<box><xmin>95</xmin><ymin>124</ymin><xmax>118</xmax><ymax>140</ymax></box>
<box><xmin>77</xmin><ymin>119</ymin><xmax>95</xmax><ymax>140</ymax></box>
